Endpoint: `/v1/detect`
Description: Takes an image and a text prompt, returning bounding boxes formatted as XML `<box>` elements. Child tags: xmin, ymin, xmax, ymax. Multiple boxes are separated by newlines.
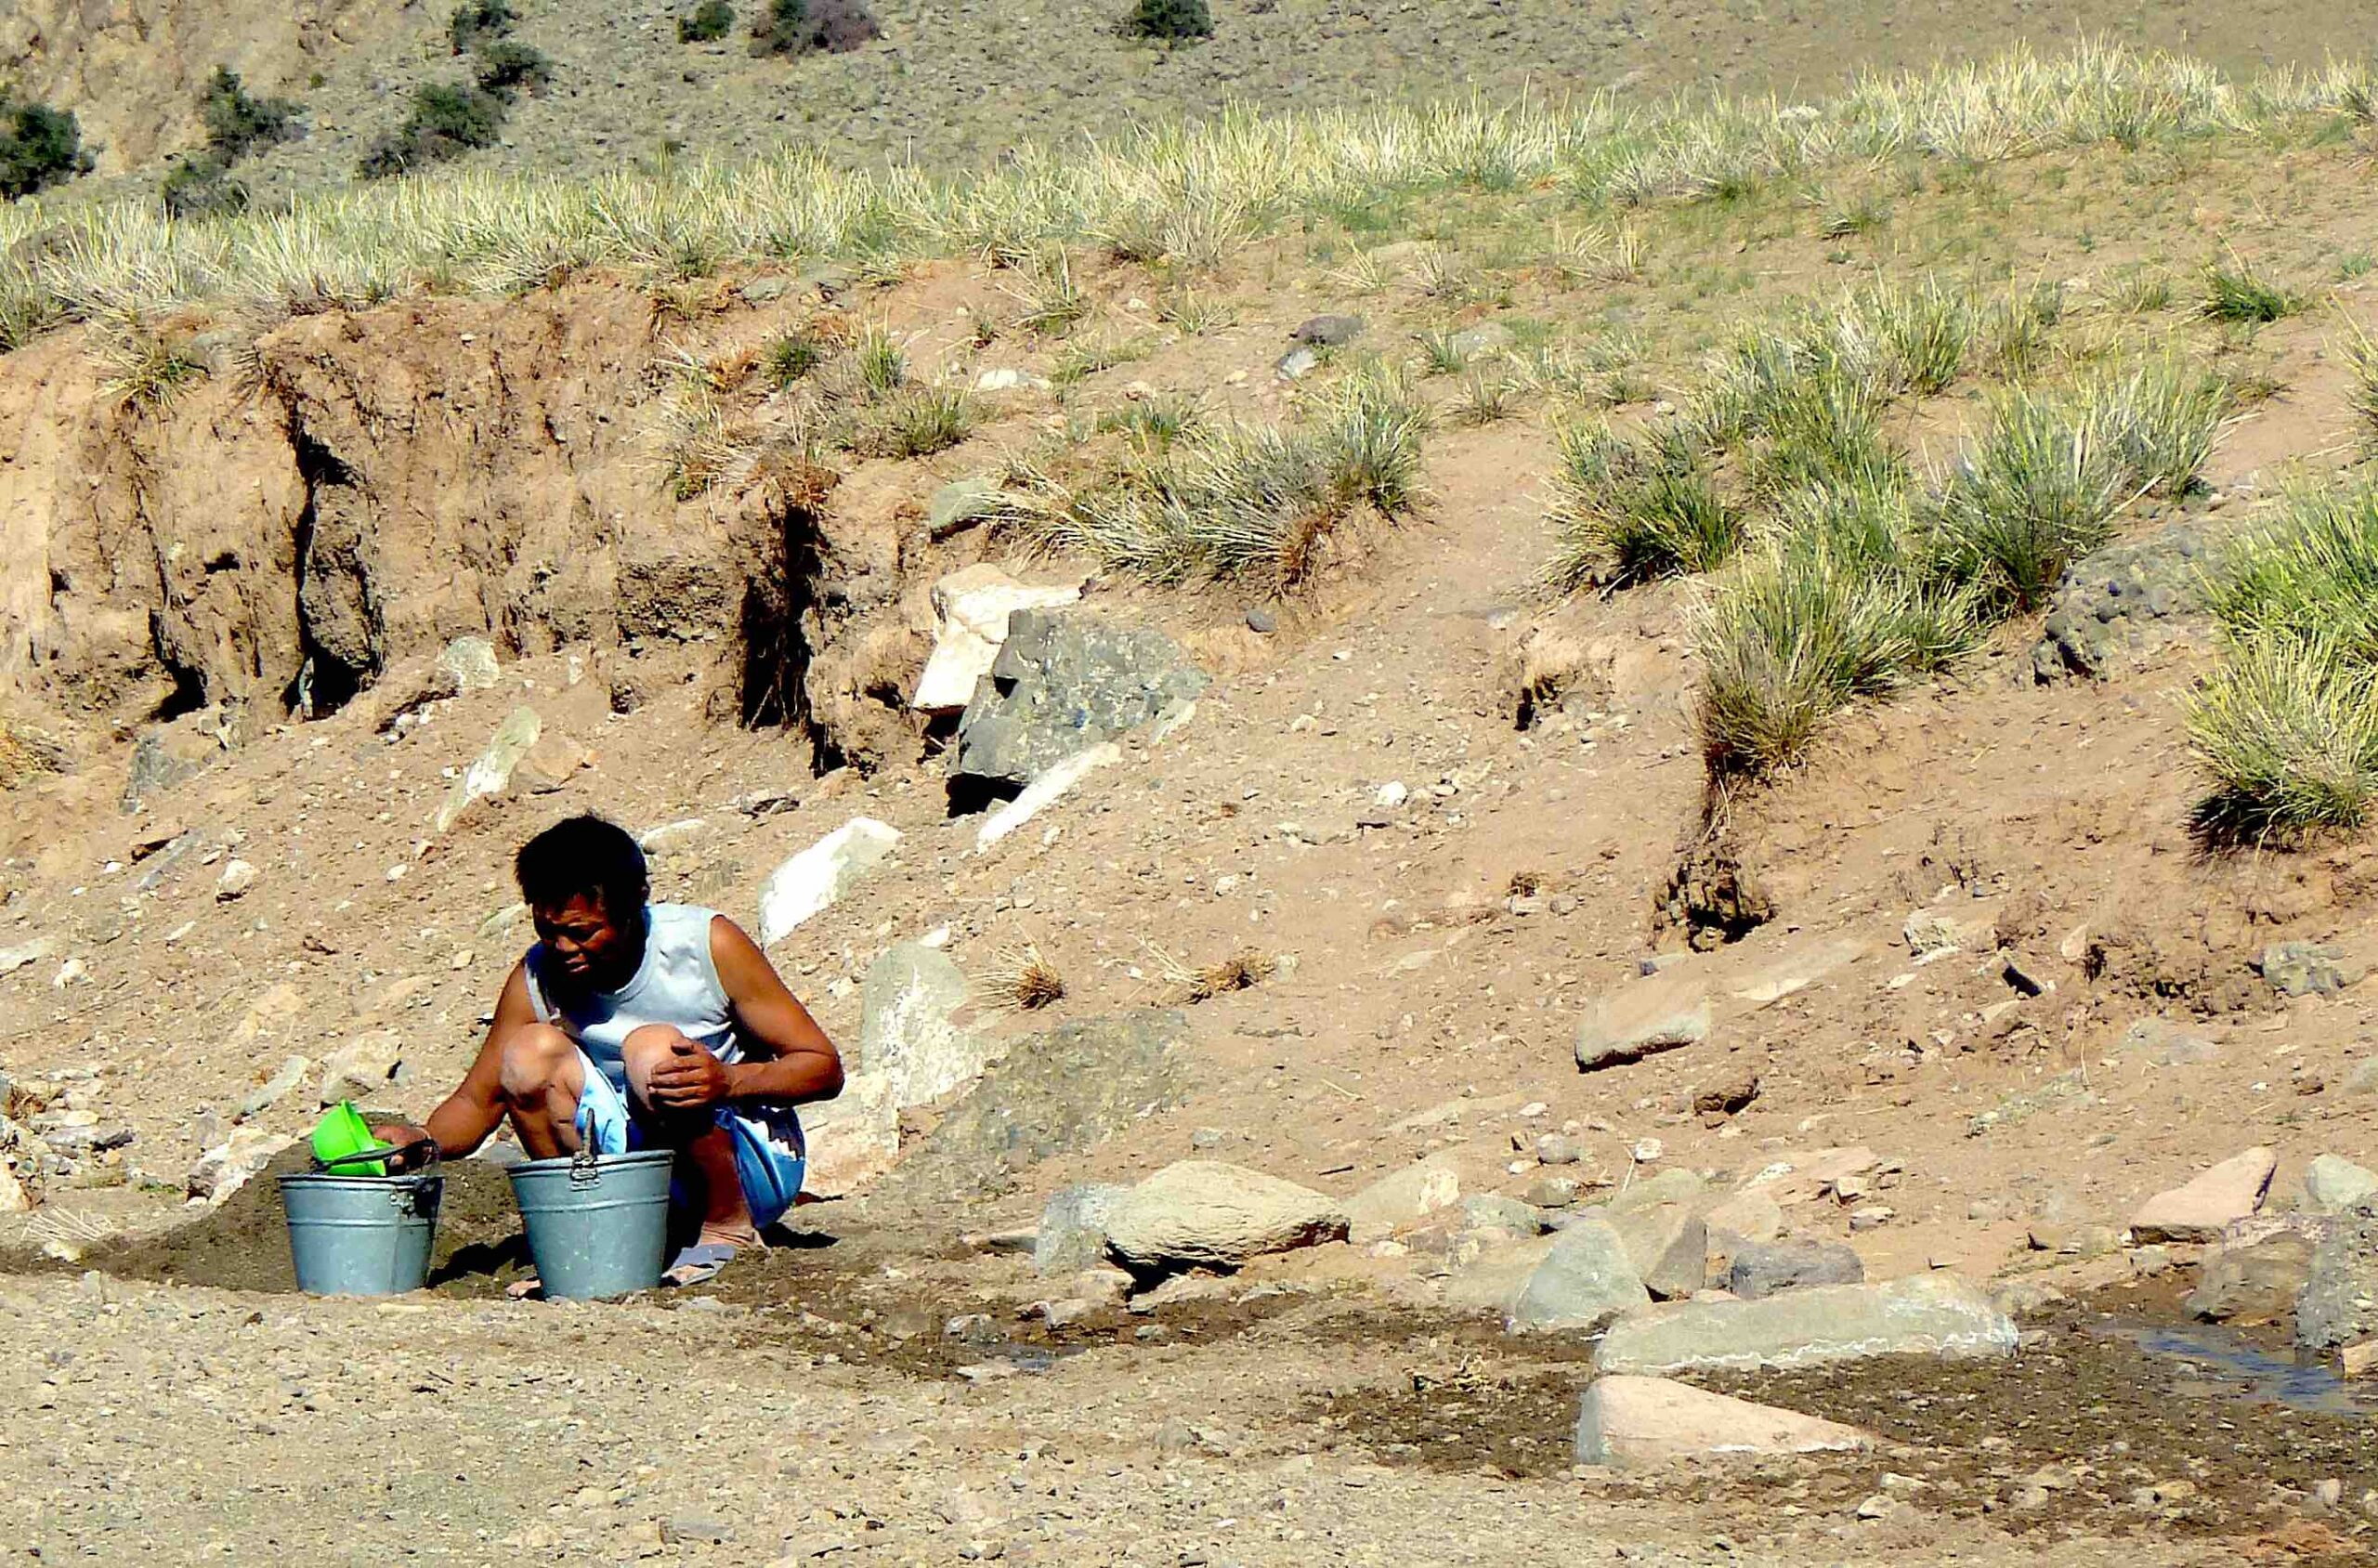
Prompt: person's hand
<box><xmin>369</xmin><ymin>1122</ymin><xmax>435</xmax><ymax>1171</ymax></box>
<box><xmin>647</xmin><ymin>1039</ymin><xmax>730</xmax><ymax>1112</ymax></box>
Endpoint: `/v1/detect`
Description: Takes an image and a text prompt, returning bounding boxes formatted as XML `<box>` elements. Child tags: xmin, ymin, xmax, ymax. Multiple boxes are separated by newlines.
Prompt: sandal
<box><xmin>661</xmin><ymin>1242</ymin><xmax>739</xmax><ymax>1288</ymax></box>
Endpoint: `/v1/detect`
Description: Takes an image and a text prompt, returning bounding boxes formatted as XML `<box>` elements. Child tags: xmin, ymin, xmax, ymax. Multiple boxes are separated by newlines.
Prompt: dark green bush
<box><xmin>160</xmin><ymin>155</ymin><xmax>249</xmax><ymax>219</ymax></box>
<box><xmin>450</xmin><ymin>0</ymin><xmax>516</xmax><ymax>52</ymax></box>
<box><xmin>0</xmin><ymin>97</ymin><xmax>92</xmax><ymax>200</ymax></box>
<box><xmin>358</xmin><ymin>81</ymin><xmax>508</xmax><ymax>178</ymax></box>
<box><xmin>1124</xmin><ymin>0</ymin><xmax>1212</xmax><ymax>40</ymax></box>
<box><xmin>680</xmin><ymin>0</ymin><xmax>736</xmax><ymax>41</ymax></box>
<box><xmin>472</xmin><ymin>39</ymin><xmax>554</xmax><ymax>98</ymax></box>
<box><xmin>200</xmin><ymin>67</ymin><xmax>300</xmax><ymax>159</ymax></box>
<box><xmin>750</xmin><ymin>0</ymin><xmax>880</xmax><ymax>56</ymax></box>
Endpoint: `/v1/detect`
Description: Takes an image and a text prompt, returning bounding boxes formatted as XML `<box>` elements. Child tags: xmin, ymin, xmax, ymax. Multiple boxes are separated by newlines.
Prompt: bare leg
<box><xmin>497</xmin><ymin>1023</ymin><xmax>586</xmax><ymax>1160</ymax></box>
<box><xmin>621</xmin><ymin>1026</ymin><xmax>759</xmax><ymax>1252</ymax></box>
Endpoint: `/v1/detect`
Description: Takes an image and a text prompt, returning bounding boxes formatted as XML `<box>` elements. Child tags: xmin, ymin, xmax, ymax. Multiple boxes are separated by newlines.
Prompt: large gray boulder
<box><xmin>1594</xmin><ymin>1275</ymin><xmax>2019</xmax><ymax>1375</ymax></box>
<box><xmin>1601</xmin><ymin>1196</ymin><xmax>1708</xmax><ymax>1301</ymax></box>
<box><xmin>1103</xmin><ymin>1159</ymin><xmax>1349</xmax><ymax>1275</ymax></box>
<box><xmin>1506</xmin><ymin>1219</ymin><xmax>1651</xmax><ymax>1333</ymax></box>
<box><xmin>950</xmin><ymin>610</ymin><xmax>1208</xmax><ymax>790</ymax></box>
<box><xmin>890</xmin><ymin>1011</ymin><xmax>1193</xmax><ymax>1201</ymax></box>
<box><xmin>2296</xmin><ymin>1208</ymin><xmax>2378</xmax><ymax>1352</ymax></box>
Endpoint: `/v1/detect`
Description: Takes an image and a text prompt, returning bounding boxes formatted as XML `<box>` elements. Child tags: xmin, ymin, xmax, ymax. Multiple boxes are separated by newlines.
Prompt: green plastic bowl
<box><xmin>311</xmin><ymin>1102</ymin><xmax>387</xmax><ymax>1178</ymax></box>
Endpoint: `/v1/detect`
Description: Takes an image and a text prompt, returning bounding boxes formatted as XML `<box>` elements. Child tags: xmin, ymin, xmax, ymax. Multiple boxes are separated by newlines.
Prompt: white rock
<box><xmin>757</xmin><ymin>817</ymin><xmax>902</xmax><ymax>945</ymax></box>
<box><xmin>1342</xmin><ymin>1158</ymin><xmax>1461</xmax><ymax>1244</ymax></box>
<box><xmin>0</xmin><ymin>1160</ymin><xmax>27</xmax><ymax>1213</ymax></box>
<box><xmin>189</xmin><ymin>1130</ymin><xmax>296</xmax><ymax>1203</ymax></box>
<box><xmin>432</xmin><ymin>706</ymin><xmax>543</xmax><ymax>833</ymax></box>
<box><xmin>976</xmin><ymin>743</ymin><xmax>1119</xmax><ymax>851</ymax></box>
<box><xmin>0</xmin><ymin>938</ymin><xmax>51</xmax><ymax>977</ymax></box>
<box><xmin>1103</xmin><ymin>1160</ymin><xmax>1350</xmax><ymax>1274</ymax></box>
<box><xmin>975</xmin><ymin>367</ymin><xmax>1051</xmax><ymax>393</ymax></box>
<box><xmin>1575</xmin><ymin>1376</ymin><xmax>1875</xmax><ymax>1467</ymax></box>
<box><xmin>911</xmin><ymin>566</ymin><xmax>1083</xmax><ymax>714</ymax></box>
<box><xmin>637</xmin><ymin>818</ymin><xmax>710</xmax><ymax>856</ymax></box>
<box><xmin>2302</xmin><ymin>1154</ymin><xmax>2378</xmax><ymax>1215</ymax></box>
<box><xmin>1373</xmin><ymin>780</ymin><xmax>1409</xmax><ymax>809</ymax></box>
<box><xmin>216</xmin><ymin>859</ymin><xmax>259</xmax><ymax>901</ymax></box>
<box><xmin>436</xmin><ymin>635</ymin><xmax>503</xmax><ymax>694</ymax></box>
<box><xmin>319</xmin><ymin>1030</ymin><xmax>406</xmax><ymax>1106</ymax></box>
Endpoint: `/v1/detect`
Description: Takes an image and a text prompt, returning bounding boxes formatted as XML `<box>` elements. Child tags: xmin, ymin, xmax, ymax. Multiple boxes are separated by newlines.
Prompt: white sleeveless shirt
<box><xmin>522</xmin><ymin>903</ymin><xmax>745</xmax><ymax>1096</ymax></box>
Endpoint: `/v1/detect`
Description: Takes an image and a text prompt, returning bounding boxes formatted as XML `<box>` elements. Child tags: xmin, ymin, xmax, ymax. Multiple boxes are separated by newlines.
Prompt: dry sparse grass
<box><xmin>989</xmin><ymin>940</ymin><xmax>1066</xmax><ymax>1010</ymax></box>
<box><xmin>0</xmin><ymin>46</ymin><xmax>2365</xmax><ymax>345</ymax></box>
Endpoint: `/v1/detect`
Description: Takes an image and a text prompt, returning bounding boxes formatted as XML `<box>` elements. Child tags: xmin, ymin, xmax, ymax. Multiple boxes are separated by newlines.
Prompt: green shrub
<box><xmin>1926</xmin><ymin>386</ymin><xmax>2121</xmax><ymax>615</ymax></box>
<box><xmin>680</xmin><ymin>0</ymin><xmax>736</xmax><ymax>41</ymax></box>
<box><xmin>359</xmin><ymin>82</ymin><xmax>508</xmax><ymax>178</ymax></box>
<box><xmin>851</xmin><ymin>385</ymin><xmax>977</xmax><ymax>458</ymax></box>
<box><xmin>751</xmin><ymin>0</ymin><xmax>880</xmax><ymax>56</ymax></box>
<box><xmin>161</xmin><ymin>156</ymin><xmax>250</xmax><ymax>219</ymax></box>
<box><xmin>2187</xmin><ymin>632</ymin><xmax>2378</xmax><ymax>842</ymax></box>
<box><xmin>1124</xmin><ymin>0</ymin><xmax>1214</xmax><ymax>40</ymax></box>
<box><xmin>2189</xmin><ymin>480</ymin><xmax>2378</xmax><ymax>839</ymax></box>
<box><xmin>1696</xmin><ymin>531</ymin><xmax>1976</xmax><ymax>777</ymax></box>
<box><xmin>200</xmin><ymin>68</ymin><xmax>300</xmax><ymax>160</ymax></box>
<box><xmin>450</xmin><ymin>0</ymin><xmax>516</xmax><ymax>53</ymax></box>
<box><xmin>473</xmin><ymin>39</ymin><xmax>555</xmax><ymax>99</ymax></box>
<box><xmin>762</xmin><ymin>325</ymin><xmax>833</xmax><ymax>388</ymax></box>
<box><xmin>2200</xmin><ymin>255</ymin><xmax>2295</xmax><ymax>323</ymax></box>
<box><xmin>0</xmin><ymin>96</ymin><xmax>92</xmax><ymax>200</ymax></box>
<box><xmin>1545</xmin><ymin>423</ymin><xmax>1743</xmax><ymax>592</ymax></box>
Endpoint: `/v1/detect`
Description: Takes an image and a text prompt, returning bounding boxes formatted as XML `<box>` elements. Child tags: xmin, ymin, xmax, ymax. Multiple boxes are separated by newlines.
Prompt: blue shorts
<box><xmin>571</xmin><ymin>1048</ymin><xmax>808</xmax><ymax>1229</ymax></box>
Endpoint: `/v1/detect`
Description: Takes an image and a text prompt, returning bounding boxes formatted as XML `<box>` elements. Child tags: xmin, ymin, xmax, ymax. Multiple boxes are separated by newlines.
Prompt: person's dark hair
<box><xmin>515</xmin><ymin>814</ymin><xmax>649</xmax><ymax>921</ymax></box>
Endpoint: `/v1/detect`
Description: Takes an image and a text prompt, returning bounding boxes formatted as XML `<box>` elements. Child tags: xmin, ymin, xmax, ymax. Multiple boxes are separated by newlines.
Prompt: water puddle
<box><xmin>2097</xmin><ymin>1319</ymin><xmax>2378</xmax><ymax>1417</ymax></box>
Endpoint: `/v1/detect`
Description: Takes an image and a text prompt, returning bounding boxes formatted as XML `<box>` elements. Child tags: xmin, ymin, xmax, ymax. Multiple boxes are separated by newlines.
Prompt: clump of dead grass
<box><xmin>1143</xmin><ymin>941</ymin><xmax>1278</xmax><ymax>1002</ymax></box>
<box><xmin>989</xmin><ymin>939</ymin><xmax>1066</xmax><ymax>1010</ymax></box>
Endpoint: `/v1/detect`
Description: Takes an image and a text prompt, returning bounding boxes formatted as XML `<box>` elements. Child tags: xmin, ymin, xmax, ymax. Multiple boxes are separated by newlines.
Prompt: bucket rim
<box><xmin>505</xmin><ymin>1148</ymin><xmax>677</xmax><ymax>1178</ymax></box>
<box><xmin>279</xmin><ymin>1170</ymin><xmax>445</xmax><ymax>1190</ymax></box>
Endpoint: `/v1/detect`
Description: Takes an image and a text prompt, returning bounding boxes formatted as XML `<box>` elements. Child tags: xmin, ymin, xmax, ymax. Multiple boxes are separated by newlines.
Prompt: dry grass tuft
<box><xmin>990</xmin><ymin>940</ymin><xmax>1066</xmax><ymax>1010</ymax></box>
<box><xmin>1144</xmin><ymin>941</ymin><xmax>1278</xmax><ymax>1002</ymax></box>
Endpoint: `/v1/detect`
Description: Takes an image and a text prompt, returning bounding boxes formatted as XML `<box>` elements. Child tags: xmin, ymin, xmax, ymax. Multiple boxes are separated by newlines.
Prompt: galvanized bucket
<box><xmin>507</xmin><ymin>1148</ymin><xmax>674</xmax><ymax>1300</ymax></box>
<box><xmin>279</xmin><ymin>1171</ymin><xmax>444</xmax><ymax>1296</ymax></box>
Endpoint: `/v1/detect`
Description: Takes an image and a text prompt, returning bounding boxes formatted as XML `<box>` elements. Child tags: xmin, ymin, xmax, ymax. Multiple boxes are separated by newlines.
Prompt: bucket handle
<box><xmin>568</xmin><ymin>1143</ymin><xmax>603</xmax><ymax>1190</ymax></box>
<box><xmin>314</xmin><ymin>1139</ymin><xmax>440</xmax><ymax>1177</ymax></box>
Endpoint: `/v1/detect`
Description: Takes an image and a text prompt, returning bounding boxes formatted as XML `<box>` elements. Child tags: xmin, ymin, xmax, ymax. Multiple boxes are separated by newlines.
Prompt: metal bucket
<box><xmin>279</xmin><ymin>1172</ymin><xmax>444</xmax><ymax>1296</ymax></box>
<box><xmin>507</xmin><ymin>1148</ymin><xmax>674</xmax><ymax>1300</ymax></box>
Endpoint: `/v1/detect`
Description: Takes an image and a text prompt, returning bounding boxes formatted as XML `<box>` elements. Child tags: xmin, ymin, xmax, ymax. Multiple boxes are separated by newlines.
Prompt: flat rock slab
<box><xmin>1594</xmin><ymin>1275</ymin><xmax>2019</xmax><ymax>1376</ymax></box>
<box><xmin>1574</xmin><ymin>1376</ymin><xmax>1875</xmax><ymax>1467</ymax></box>
<box><xmin>2130</xmin><ymin>1146</ymin><xmax>2276</xmax><ymax>1244</ymax></box>
<box><xmin>1575</xmin><ymin>980</ymin><xmax>1711</xmax><ymax>1072</ymax></box>
<box><xmin>1344</xmin><ymin>1157</ymin><xmax>1460</xmax><ymax>1245</ymax></box>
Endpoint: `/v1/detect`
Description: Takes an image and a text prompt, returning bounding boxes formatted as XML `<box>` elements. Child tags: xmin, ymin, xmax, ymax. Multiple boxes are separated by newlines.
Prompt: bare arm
<box><xmin>711</xmin><ymin>915</ymin><xmax>843</xmax><ymax>1104</ymax></box>
<box><xmin>376</xmin><ymin>962</ymin><xmax>539</xmax><ymax>1159</ymax></box>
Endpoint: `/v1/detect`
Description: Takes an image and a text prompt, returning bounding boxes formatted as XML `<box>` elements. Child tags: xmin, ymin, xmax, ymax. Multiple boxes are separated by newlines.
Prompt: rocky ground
<box><xmin>7</xmin><ymin>79</ymin><xmax>2378</xmax><ymax>1565</ymax></box>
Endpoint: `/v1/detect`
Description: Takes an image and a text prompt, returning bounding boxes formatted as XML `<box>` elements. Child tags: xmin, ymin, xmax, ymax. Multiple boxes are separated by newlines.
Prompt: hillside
<box><xmin>9</xmin><ymin>0</ymin><xmax>2378</xmax><ymax>198</ymax></box>
<box><xmin>6</xmin><ymin>42</ymin><xmax>2378</xmax><ymax>1568</ymax></box>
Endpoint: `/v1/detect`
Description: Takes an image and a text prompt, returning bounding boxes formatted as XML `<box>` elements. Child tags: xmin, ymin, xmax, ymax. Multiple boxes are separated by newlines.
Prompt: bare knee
<box><xmin>620</xmin><ymin>1025</ymin><xmax>694</xmax><ymax>1101</ymax></box>
<box><xmin>498</xmin><ymin>1023</ymin><xmax>577</xmax><ymax>1101</ymax></box>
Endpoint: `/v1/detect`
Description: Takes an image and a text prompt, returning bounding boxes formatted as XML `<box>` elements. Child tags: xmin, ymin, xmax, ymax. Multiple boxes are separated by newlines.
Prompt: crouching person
<box><xmin>377</xmin><ymin>813</ymin><xmax>843</xmax><ymax>1287</ymax></box>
